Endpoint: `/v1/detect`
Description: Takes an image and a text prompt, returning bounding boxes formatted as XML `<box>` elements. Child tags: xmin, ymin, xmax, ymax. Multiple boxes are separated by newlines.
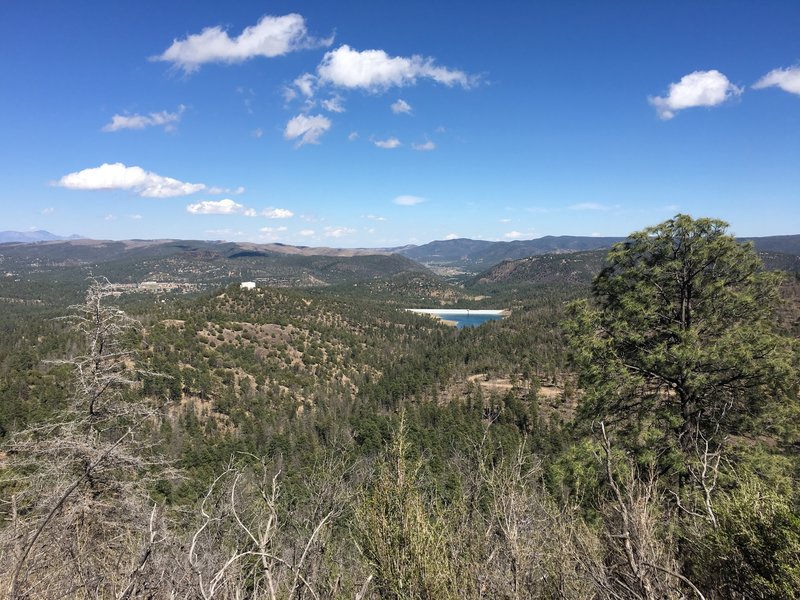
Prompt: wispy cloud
<box><xmin>322</xmin><ymin>95</ymin><xmax>345</xmax><ymax>112</ymax></box>
<box><xmin>324</xmin><ymin>226</ymin><xmax>355</xmax><ymax>238</ymax></box>
<box><xmin>569</xmin><ymin>202</ymin><xmax>614</xmax><ymax>211</ymax></box>
<box><xmin>207</xmin><ymin>185</ymin><xmax>245</xmax><ymax>195</ymax></box>
<box><xmin>40</xmin><ymin>207</ymin><xmax>55</xmax><ymax>215</ymax></box>
<box><xmin>503</xmin><ymin>231</ymin><xmax>525</xmax><ymax>239</ymax></box>
<box><xmin>391</xmin><ymin>99</ymin><xmax>412</xmax><ymax>114</ymax></box>
<box><xmin>153</xmin><ymin>14</ymin><xmax>332</xmax><ymax>73</ymax></box>
<box><xmin>365</xmin><ymin>214</ymin><xmax>387</xmax><ymax>221</ymax></box>
<box><xmin>317</xmin><ymin>45</ymin><xmax>473</xmax><ymax>90</ymax></box>
<box><xmin>284</xmin><ymin>113</ymin><xmax>331</xmax><ymax>146</ymax></box>
<box><xmin>412</xmin><ymin>140</ymin><xmax>435</xmax><ymax>151</ymax></box>
<box><xmin>237</xmin><ymin>87</ymin><xmax>256</xmax><ymax>113</ymax></box>
<box><xmin>348</xmin><ymin>131</ymin><xmax>359</xmax><ymax>141</ymax></box>
<box><xmin>57</xmin><ymin>163</ymin><xmax>206</xmax><ymax>198</ymax></box>
<box><xmin>374</xmin><ymin>137</ymin><xmax>401</xmax><ymax>149</ymax></box>
<box><xmin>282</xmin><ymin>86</ymin><xmax>298</xmax><ymax>103</ymax></box>
<box><xmin>753</xmin><ymin>65</ymin><xmax>800</xmax><ymax>96</ymax></box>
<box><xmin>649</xmin><ymin>70</ymin><xmax>742</xmax><ymax>120</ymax></box>
<box><xmin>299</xmin><ymin>229</ymin><xmax>315</xmax><ymax>236</ymax></box>
<box><xmin>393</xmin><ymin>195</ymin><xmax>425</xmax><ymax>206</ymax></box>
<box><xmin>261</xmin><ymin>226</ymin><xmax>288</xmax><ymax>232</ymax></box>
<box><xmin>102</xmin><ymin>105</ymin><xmax>185</xmax><ymax>132</ymax></box>
<box><xmin>187</xmin><ymin>199</ymin><xmax>250</xmax><ymax>215</ymax></box>
<box><xmin>444</xmin><ymin>233</ymin><xmax>459</xmax><ymax>240</ymax></box>
<box><xmin>293</xmin><ymin>73</ymin><xmax>316</xmax><ymax>97</ymax></box>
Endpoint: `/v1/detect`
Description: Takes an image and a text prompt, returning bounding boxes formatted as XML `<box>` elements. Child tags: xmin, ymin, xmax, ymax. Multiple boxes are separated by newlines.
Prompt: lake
<box><xmin>405</xmin><ymin>308</ymin><xmax>507</xmax><ymax>329</ymax></box>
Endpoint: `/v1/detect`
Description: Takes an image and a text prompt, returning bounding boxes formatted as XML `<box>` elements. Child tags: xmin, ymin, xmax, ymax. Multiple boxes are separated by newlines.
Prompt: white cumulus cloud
<box><xmin>503</xmin><ymin>231</ymin><xmax>525</xmax><ymax>239</ymax></box>
<box><xmin>391</xmin><ymin>99</ymin><xmax>412</xmax><ymax>114</ymax></box>
<box><xmin>57</xmin><ymin>162</ymin><xmax>205</xmax><ymax>198</ymax></box>
<box><xmin>753</xmin><ymin>66</ymin><xmax>800</xmax><ymax>96</ymax></box>
<box><xmin>393</xmin><ymin>195</ymin><xmax>425</xmax><ymax>206</ymax></box>
<box><xmin>374</xmin><ymin>137</ymin><xmax>401</xmax><ymax>149</ymax></box>
<box><xmin>444</xmin><ymin>233</ymin><xmax>459</xmax><ymax>240</ymax></box>
<box><xmin>649</xmin><ymin>70</ymin><xmax>742</xmax><ymax>120</ymax></box>
<box><xmin>262</xmin><ymin>208</ymin><xmax>294</xmax><ymax>219</ymax></box>
<box><xmin>412</xmin><ymin>140</ymin><xmax>435</xmax><ymax>151</ymax></box>
<box><xmin>102</xmin><ymin>105</ymin><xmax>185</xmax><ymax>132</ymax></box>
<box><xmin>317</xmin><ymin>45</ymin><xmax>472</xmax><ymax>91</ymax></box>
<box><xmin>186</xmin><ymin>199</ymin><xmax>247</xmax><ymax>215</ymax></box>
<box><xmin>284</xmin><ymin>113</ymin><xmax>331</xmax><ymax>146</ymax></box>
<box><xmin>153</xmin><ymin>14</ymin><xmax>331</xmax><ymax>73</ymax></box>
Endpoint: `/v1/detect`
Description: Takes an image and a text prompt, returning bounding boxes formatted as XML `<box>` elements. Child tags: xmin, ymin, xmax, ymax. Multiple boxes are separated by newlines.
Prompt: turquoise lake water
<box><xmin>437</xmin><ymin>313</ymin><xmax>504</xmax><ymax>328</ymax></box>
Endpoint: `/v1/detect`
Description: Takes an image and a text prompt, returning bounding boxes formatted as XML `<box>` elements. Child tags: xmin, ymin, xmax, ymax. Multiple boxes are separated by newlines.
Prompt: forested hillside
<box><xmin>397</xmin><ymin>233</ymin><xmax>800</xmax><ymax>272</ymax></box>
<box><xmin>0</xmin><ymin>216</ymin><xmax>798</xmax><ymax>599</ymax></box>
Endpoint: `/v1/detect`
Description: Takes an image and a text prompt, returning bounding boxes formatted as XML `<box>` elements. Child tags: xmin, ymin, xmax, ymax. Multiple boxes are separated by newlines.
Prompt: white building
<box><xmin>240</xmin><ymin>281</ymin><xmax>256</xmax><ymax>290</ymax></box>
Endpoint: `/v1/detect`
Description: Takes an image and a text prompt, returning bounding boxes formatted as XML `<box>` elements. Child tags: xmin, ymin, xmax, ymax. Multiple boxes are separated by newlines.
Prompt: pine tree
<box><xmin>566</xmin><ymin>215</ymin><xmax>796</xmax><ymax>475</ymax></box>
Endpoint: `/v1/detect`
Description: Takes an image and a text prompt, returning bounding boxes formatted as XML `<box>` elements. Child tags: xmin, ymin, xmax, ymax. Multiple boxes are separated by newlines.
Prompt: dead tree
<box><xmin>186</xmin><ymin>452</ymin><xmax>358</xmax><ymax>599</ymax></box>
<box><xmin>596</xmin><ymin>423</ymin><xmax>706</xmax><ymax>600</ymax></box>
<box><xmin>1</xmin><ymin>277</ymin><xmax>165</xmax><ymax>599</ymax></box>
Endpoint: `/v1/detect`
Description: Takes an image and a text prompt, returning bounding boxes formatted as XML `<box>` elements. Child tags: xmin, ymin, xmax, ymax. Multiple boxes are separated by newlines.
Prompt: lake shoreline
<box><xmin>404</xmin><ymin>308</ymin><xmax>509</xmax><ymax>328</ymax></box>
<box><xmin>405</xmin><ymin>308</ymin><xmax>509</xmax><ymax>316</ymax></box>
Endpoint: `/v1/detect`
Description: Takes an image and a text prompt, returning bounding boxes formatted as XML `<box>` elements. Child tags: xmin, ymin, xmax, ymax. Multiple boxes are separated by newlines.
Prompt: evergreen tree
<box><xmin>566</xmin><ymin>215</ymin><xmax>797</xmax><ymax>472</ymax></box>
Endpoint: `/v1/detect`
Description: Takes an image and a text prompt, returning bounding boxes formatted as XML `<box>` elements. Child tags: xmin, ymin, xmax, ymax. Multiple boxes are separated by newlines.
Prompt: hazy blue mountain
<box><xmin>469</xmin><ymin>248</ymin><xmax>800</xmax><ymax>289</ymax></box>
<box><xmin>397</xmin><ymin>236</ymin><xmax>624</xmax><ymax>269</ymax></box>
<box><xmin>398</xmin><ymin>234</ymin><xmax>800</xmax><ymax>271</ymax></box>
<box><xmin>743</xmin><ymin>235</ymin><xmax>800</xmax><ymax>256</ymax></box>
<box><xmin>0</xmin><ymin>230</ymin><xmax>82</xmax><ymax>243</ymax></box>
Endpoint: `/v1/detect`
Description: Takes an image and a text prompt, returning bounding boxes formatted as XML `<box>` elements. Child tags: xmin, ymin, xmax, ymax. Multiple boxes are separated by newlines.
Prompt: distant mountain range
<box><xmin>396</xmin><ymin>236</ymin><xmax>624</xmax><ymax>269</ymax></box>
<box><xmin>2</xmin><ymin>233</ymin><xmax>800</xmax><ymax>280</ymax></box>
<box><xmin>470</xmin><ymin>248</ymin><xmax>800</xmax><ymax>288</ymax></box>
<box><xmin>0</xmin><ymin>238</ymin><xmax>427</xmax><ymax>288</ymax></box>
<box><xmin>0</xmin><ymin>230</ymin><xmax>83</xmax><ymax>244</ymax></box>
<box><xmin>398</xmin><ymin>234</ymin><xmax>800</xmax><ymax>270</ymax></box>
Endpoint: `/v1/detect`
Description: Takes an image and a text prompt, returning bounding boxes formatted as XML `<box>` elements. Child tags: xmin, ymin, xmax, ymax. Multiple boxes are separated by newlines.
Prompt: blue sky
<box><xmin>2</xmin><ymin>1</ymin><xmax>799</xmax><ymax>246</ymax></box>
